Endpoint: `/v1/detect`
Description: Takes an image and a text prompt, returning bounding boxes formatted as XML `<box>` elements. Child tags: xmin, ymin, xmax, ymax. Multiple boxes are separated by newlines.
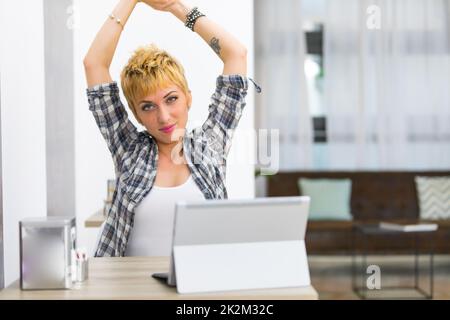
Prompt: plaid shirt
<box><xmin>87</xmin><ymin>74</ymin><xmax>261</xmax><ymax>257</ymax></box>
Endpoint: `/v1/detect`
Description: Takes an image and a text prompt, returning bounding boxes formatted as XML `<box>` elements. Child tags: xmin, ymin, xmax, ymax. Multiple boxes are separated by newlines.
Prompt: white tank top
<box><xmin>125</xmin><ymin>175</ymin><xmax>205</xmax><ymax>257</ymax></box>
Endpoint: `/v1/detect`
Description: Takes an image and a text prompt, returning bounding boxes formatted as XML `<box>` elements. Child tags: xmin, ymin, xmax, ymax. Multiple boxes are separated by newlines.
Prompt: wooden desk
<box><xmin>84</xmin><ymin>210</ymin><xmax>105</xmax><ymax>228</ymax></box>
<box><xmin>0</xmin><ymin>257</ymin><xmax>318</xmax><ymax>300</ymax></box>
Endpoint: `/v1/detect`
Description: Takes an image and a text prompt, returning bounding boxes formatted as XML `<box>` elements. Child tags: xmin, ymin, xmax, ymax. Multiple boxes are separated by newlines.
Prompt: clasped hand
<box><xmin>139</xmin><ymin>0</ymin><xmax>180</xmax><ymax>12</ymax></box>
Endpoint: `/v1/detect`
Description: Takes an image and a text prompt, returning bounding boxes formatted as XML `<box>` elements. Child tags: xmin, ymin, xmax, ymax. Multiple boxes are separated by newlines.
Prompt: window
<box><xmin>304</xmin><ymin>23</ymin><xmax>326</xmax><ymax>143</ymax></box>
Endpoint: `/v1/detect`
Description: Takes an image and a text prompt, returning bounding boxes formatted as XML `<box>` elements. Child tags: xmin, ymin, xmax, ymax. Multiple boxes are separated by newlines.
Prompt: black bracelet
<box><xmin>185</xmin><ymin>7</ymin><xmax>205</xmax><ymax>32</ymax></box>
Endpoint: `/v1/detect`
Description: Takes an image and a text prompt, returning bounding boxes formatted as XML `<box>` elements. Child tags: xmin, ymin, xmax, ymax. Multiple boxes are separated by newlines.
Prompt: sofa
<box><xmin>266</xmin><ymin>171</ymin><xmax>450</xmax><ymax>254</ymax></box>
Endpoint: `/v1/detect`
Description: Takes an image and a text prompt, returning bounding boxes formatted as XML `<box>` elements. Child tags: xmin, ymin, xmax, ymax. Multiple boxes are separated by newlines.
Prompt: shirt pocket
<box><xmin>123</xmin><ymin>159</ymin><xmax>155</xmax><ymax>205</ymax></box>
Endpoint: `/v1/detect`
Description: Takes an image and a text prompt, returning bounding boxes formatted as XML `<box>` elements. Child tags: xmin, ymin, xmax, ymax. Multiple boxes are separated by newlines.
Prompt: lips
<box><xmin>159</xmin><ymin>123</ymin><xmax>176</xmax><ymax>134</ymax></box>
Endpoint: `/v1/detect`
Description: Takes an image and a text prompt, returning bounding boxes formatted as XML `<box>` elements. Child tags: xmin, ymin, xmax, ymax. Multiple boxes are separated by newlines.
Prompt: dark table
<box><xmin>352</xmin><ymin>223</ymin><xmax>436</xmax><ymax>299</ymax></box>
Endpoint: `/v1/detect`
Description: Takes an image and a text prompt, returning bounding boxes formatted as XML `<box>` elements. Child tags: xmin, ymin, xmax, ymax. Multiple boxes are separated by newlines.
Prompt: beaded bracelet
<box><xmin>185</xmin><ymin>7</ymin><xmax>205</xmax><ymax>32</ymax></box>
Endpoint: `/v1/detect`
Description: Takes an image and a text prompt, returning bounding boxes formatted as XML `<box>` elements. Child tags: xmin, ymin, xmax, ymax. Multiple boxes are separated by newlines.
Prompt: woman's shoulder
<box><xmin>119</xmin><ymin>131</ymin><xmax>156</xmax><ymax>165</ymax></box>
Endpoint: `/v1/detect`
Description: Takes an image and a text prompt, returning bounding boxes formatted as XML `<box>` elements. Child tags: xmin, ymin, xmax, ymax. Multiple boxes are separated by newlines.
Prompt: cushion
<box><xmin>415</xmin><ymin>176</ymin><xmax>450</xmax><ymax>220</ymax></box>
<box><xmin>298</xmin><ymin>178</ymin><xmax>353</xmax><ymax>220</ymax></box>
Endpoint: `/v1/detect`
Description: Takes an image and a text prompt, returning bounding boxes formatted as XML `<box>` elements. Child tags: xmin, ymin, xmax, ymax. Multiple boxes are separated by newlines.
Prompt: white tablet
<box><xmin>152</xmin><ymin>196</ymin><xmax>311</xmax><ymax>294</ymax></box>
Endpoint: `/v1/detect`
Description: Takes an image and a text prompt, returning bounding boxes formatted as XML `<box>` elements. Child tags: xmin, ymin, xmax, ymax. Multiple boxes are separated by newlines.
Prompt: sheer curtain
<box><xmin>324</xmin><ymin>0</ymin><xmax>450</xmax><ymax>170</ymax></box>
<box><xmin>255</xmin><ymin>0</ymin><xmax>313</xmax><ymax>172</ymax></box>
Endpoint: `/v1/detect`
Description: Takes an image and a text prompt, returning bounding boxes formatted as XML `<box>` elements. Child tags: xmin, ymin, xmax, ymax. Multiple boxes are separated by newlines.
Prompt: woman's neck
<box><xmin>156</xmin><ymin>140</ymin><xmax>184</xmax><ymax>163</ymax></box>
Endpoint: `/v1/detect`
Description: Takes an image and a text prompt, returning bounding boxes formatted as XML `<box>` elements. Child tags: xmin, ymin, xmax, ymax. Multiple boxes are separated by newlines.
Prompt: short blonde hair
<box><xmin>120</xmin><ymin>44</ymin><xmax>189</xmax><ymax>122</ymax></box>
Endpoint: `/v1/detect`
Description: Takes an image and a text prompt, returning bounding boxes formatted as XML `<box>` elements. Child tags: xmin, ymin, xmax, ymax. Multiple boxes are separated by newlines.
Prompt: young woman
<box><xmin>83</xmin><ymin>0</ymin><xmax>260</xmax><ymax>257</ymax></box>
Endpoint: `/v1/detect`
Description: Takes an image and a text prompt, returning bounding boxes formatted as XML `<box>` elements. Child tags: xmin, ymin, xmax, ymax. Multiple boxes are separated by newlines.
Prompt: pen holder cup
<box><xmin>76</xmin><ymin>259</ymin><xmax>89</xmax><ymax>282</ymax></box>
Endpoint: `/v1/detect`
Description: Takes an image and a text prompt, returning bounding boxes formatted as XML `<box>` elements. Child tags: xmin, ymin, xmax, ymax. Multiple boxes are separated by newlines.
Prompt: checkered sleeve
<box><xmin>201</xmin><ymin>74</ymin><xmax>250</xmax><ymax>158</ymax></box>
<box><xmin>87</xmin><ymin>81</ymin><xmax>139</xmax><ymax>174</ymax></box>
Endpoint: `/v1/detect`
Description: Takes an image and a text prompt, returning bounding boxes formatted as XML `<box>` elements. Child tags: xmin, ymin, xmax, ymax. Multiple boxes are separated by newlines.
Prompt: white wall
<box><xmin>0</xmin><ymin>0</ymin><xmax>47</xmax><ymax>286</ymax></box>
<box><xmin>73</xmin><ymin>0</ymin><xmax>256</xmax><ymax>255</ymax></box>
<box><xmin>301</xmin><ymin>0</ymin><xmax>326</xmax><ymax>22</ymax></box>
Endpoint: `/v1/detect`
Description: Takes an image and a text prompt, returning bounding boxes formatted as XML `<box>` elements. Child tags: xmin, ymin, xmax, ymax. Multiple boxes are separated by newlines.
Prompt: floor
<box><xmin>309</xmin><ymin>254</ymin><xmax>450</xmax><ymax>300</ymax></box>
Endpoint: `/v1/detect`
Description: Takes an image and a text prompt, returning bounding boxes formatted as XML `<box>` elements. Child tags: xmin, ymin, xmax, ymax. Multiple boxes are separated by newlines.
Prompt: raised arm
<box><xmin>84</xmin><ymin>0</ymin><xmax>140</xmax><ymax>175</ymax></box>
<box><xmin>143</xmin><ymin>0</ymin><xmax>247</xmax><ymax>76</ymax></box>
<box><xmin>83</xmin><ymin>0</ymin><xmax>139</xmax><ymax>88</ymax></box>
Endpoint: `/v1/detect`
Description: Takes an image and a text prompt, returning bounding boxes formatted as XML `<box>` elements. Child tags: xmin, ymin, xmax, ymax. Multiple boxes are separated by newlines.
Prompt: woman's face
<box><xmin>135</xmin><ymin>84</ymin><xmax>192</xmax><ymax>145</ymax></box>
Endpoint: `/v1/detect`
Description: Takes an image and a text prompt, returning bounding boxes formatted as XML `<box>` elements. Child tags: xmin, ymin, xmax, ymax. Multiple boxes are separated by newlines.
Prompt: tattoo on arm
<box><xmin>209</xmin><ymin>37</ymin><xmax>221</xmax><ymax>56</ymax></box>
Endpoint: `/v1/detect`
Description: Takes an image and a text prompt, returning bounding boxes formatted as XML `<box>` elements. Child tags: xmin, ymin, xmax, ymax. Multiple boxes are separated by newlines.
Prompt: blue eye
<box><xmin>167</xmin><ymin>96</ymin><xmax>178</xmax><ymax>103</ymax></box>
<box><xmin>142</xmin><ymin>104</ymin><xmax>155</xmax><ymax>111</ymax></box>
